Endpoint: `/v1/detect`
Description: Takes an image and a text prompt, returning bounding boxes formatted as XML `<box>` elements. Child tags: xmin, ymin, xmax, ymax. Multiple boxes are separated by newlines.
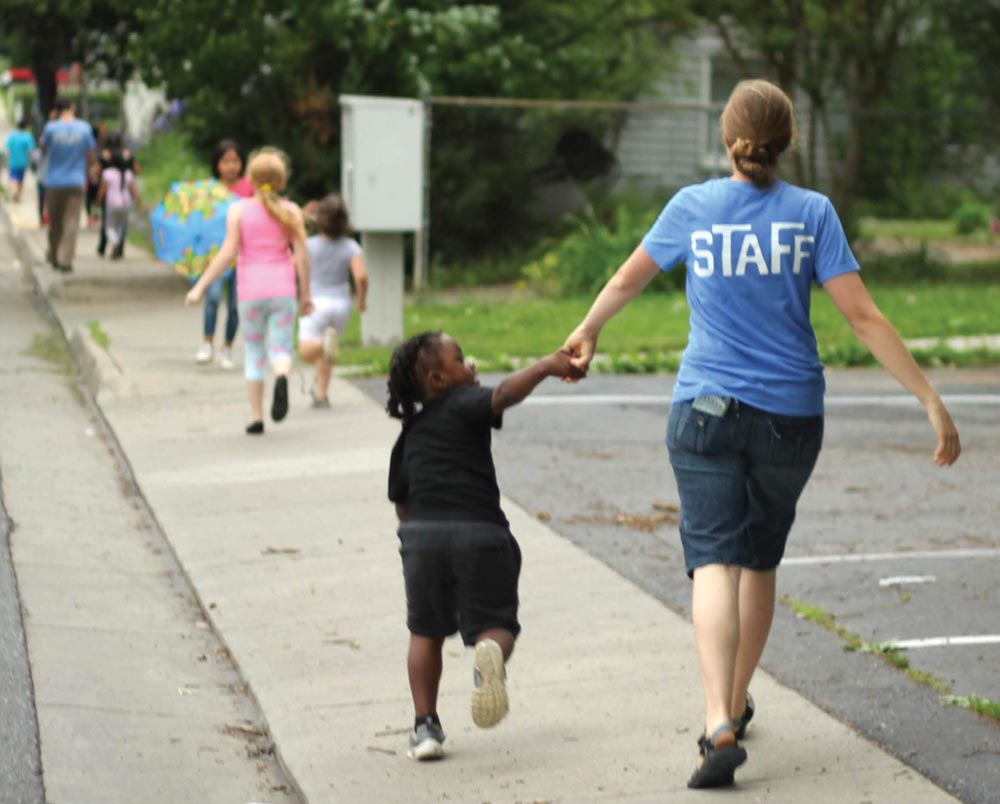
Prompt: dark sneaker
<box><xmin>271</xmin><ymin>375</ymin><xmax>289</xmax><ymax>422</ymax></box>
<box><xmin>408</xmin><ymin>717</ymin><xmax>445</xmax><ymax>761</ymax></box>
<box><xmin>471</xmin><ymin>638</ymin><xmax>508</xmax><ymax>728</ymax></box>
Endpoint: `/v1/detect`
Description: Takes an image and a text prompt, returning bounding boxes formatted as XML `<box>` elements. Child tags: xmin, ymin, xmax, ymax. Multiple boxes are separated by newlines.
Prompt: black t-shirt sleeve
<box><xmin>387</xmin><ymin>431</ymin><xmax>408</xmax><ymax>504</ymax></box>
<box><xmin>449</xmin><ymin>384</ymin><xmax>503</xmax><ymax>430</ymax></box>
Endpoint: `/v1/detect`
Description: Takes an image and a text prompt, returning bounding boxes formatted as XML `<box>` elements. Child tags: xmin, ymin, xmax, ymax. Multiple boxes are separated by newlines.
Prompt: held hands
<box><xmin>927</xmin><ymin>399</ymin><xmax>961</xmax><ymax>466</ymax></box>
<box><xmin>544</xmin><ymin>348</ymin><xmax>587</xmax><ymax>382</ymax></box>
<box><xmin>561</xmin><ymin>326</ymin><xmax>598</xmax><ymax>383</ymax></box>
<box><xmin>299</xmin><ymin>294</ymin><xmax>315</xmax><ymax>316</ymax></box>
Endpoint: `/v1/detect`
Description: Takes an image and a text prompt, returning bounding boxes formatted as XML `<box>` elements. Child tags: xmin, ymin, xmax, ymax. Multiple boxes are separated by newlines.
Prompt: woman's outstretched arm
<box><xmin>562</xmin><ymin>245</ymin><xmax>661</xmax><ymax>375</ymax></box>
<box><xmin>823</xmin><ymin>271</ymin><xmax>960</xmax><ymax>466</ymax></box>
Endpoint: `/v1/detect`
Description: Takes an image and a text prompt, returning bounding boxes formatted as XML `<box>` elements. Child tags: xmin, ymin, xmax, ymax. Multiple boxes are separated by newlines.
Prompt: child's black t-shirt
<box><xmin>388</xmin><ymin>384</ymin><xmax>507</xmax><ymax>526</ymax></box>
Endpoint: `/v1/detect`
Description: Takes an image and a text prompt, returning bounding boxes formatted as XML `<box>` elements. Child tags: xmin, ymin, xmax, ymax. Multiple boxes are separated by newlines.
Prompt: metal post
<box><xmin>360</xmin><ymin>232</ymin><xmax>405</xmax><ymax>346</ymax></box>
<box><xmin>413</xmin><ymin>96</ymin><xmax>432</xmax><ymax>291</ymax></box>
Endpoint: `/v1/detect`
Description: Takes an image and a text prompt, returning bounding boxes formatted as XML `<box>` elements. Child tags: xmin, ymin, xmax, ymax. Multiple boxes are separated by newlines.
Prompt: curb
<box><xmin>1</xmin><ymin>213</ymin><xmax>310</xmax><ymax>804</ymax></box>
<box><xmin>8</xmin><ymin>220</ymin><xmax>121</xmax><ymax>400</ymax></box>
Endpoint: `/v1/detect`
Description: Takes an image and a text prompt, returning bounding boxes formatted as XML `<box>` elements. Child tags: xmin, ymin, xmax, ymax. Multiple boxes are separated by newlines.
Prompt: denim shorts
<box><xmin>666</xmin><ymin>399</ymin><xmax>823</xmax><ymax>577</ymax></box>
<box><xmin>398</xmin><ymin>520</ymin><xmax>522</xmax><ymax>646</ymax></box>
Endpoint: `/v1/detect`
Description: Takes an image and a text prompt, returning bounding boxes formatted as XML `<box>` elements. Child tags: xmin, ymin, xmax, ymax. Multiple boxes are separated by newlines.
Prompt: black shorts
<box><xmin>398</xmin><ymin>520</ymin><xmax>522</xmax><ymax>646</ymax></box>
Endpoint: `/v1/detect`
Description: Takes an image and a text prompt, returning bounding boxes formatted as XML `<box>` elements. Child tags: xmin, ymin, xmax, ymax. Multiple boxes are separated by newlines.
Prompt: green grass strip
<box><xmin>335</xmin><ymin>282</ymin><xmax>1000</xmax><ymax>375</ymax></box>
<box><xmin>940</xmin><ymin>694</ymin><xmax>1000</xmax><ymax>723</ymax></box>
<box><xmin>87</xmin><ymin>320</ymin><xmax>110</xmax><ymax>350</ymax></box>
<box><xmin>780</xmin><ymin>597</ymin><xmax>952</xmax><ymax>695</ymax></box>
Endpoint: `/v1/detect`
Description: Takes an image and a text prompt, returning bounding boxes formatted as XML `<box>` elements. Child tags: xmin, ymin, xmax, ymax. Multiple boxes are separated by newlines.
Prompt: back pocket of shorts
<box><xmin>668</xmin><ymin>402</ymin><xmax>735</xmax><ymax>454</ymax></box>
<box><xmin>766</xmin><ymin>414</ymin><xmax>823</xmax><ymax>466</ymax></box>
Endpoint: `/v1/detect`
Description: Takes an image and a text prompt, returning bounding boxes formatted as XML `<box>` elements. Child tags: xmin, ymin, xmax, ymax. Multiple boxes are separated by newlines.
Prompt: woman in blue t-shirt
<box><xmin>563</xmin><ymin>79</ymin><xmax>960</xmax><ymax>789</ymax></box>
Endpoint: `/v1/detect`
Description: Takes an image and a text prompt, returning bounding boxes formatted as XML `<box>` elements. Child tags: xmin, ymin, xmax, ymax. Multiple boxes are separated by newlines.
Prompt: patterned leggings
<box><xmin>238</xmin><ymin>297</ymin><xmax>297</xmax><ymax>381</ymax></box>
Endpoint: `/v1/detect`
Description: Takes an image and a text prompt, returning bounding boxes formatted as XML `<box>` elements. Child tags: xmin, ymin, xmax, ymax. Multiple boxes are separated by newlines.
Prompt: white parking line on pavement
<box><xmin>889</xmin><ymin>635</ymin><xmax>1000</xmax><ymax>650</ymax></box>
<box><xmin>878</xmin><ymin>575</ymin><xmax>937</xmax><ymax>587</ymax></box>
<box><xmin>524</xmin><ymin>393</ymin><xmax>1000</xmax><ymax>407</ymax></box>
<box><xmin>782</xmin><ymin>548</ymin><xmax>1000</xmax><ymax>566</ymax></box>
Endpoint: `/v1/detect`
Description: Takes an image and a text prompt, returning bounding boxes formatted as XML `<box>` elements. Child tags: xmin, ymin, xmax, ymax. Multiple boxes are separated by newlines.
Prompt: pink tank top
<box><xmin>236</xmin><ymin>199</ymin><xmax>297</xmax><ymax>302</ymax></box>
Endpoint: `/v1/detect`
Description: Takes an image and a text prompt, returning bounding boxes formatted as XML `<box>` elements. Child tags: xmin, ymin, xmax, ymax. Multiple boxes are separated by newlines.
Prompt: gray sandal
<box><xmin>733</xmin><ymin>692</ymin><xmax>755</xmax><ymax>740</ymax></box>
<box><xmin>687</xmin><ymin>723</ymin><xmax>748</xmax><ymax>789</ymax></box>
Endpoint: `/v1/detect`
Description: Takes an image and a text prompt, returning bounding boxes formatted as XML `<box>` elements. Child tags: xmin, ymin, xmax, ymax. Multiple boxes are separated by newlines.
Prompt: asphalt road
<box><xmin>354</xmin><ymin>367</ymin><xmax>1000</xmax><ymax>804</ymax></box>
<box><xmin>0</xmin><ymin>458</ymin><xmax>45</xmax><ymax>804</ymax></box>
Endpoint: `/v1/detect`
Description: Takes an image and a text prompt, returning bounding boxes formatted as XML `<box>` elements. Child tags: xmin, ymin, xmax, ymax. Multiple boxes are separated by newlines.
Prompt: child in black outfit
<box><xmin>387</xmin><ymin>331</ymin><xmax>581</xmax><ymax>761</ymax></box>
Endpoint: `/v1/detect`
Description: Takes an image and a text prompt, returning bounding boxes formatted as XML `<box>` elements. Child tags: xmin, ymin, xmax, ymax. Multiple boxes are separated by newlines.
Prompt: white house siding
<box><xmin>616</xmin><ymin>30</ymin><xmax>837</xmax><ymax>194</ymax></box>
<box><xmin>616</xmin><ymin>33</ymin><xmax>725</xmax><ymax>191</ymax></box>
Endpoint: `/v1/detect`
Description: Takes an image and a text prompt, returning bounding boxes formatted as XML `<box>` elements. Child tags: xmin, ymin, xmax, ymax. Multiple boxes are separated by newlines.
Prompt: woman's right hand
<box><xmin>185</xmin><ymin>286</ymin><xmax>203</xmax><ymax>306</ymax></box>
<box><xmin>927</xmin><ymin>398</ymin><xmax>961</xmax><ymax>466</ymax></box>
<box><xmin>562</xmin><ymin>326</ymin><xmax>598</xmax><ymax>379</ymax></box>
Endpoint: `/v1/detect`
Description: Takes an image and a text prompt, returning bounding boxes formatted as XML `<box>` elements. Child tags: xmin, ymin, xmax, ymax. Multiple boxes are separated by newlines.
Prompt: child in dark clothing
<box><xmin>387</xmin><ymin>331</ymin><xmax>581</xmax><ymax>761</ymax></box>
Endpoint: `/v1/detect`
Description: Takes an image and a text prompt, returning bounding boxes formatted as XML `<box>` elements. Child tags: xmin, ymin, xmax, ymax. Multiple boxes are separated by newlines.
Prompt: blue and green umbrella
<box><xmin>150</xmin><ymin>179</ymin><xmax>238</xmax><ymax>281</ymax></box>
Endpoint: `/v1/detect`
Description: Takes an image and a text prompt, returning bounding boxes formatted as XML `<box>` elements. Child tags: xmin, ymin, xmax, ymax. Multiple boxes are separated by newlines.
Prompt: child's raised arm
<box><xmin>185</xmin><ymin>203</ymin><xmax>242</xmax><ymax>306</ymax></box>
<box><xmin>491</xmin><ymin>349</ymin><xmax>582</xmax><ymax>415</ymax></box>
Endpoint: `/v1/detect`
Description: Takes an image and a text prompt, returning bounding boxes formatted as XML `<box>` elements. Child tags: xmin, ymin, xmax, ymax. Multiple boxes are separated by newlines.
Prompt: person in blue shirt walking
<box><xmin>563</xmin><ymin>79</ymin><xmax>961</xmax><ymax>790</ymax></box>
<box><xmin>4</xmin><ymin>118</ymin><xmax>35</xmax><ymax>202</ymax></box>
<box><xmin>41</xmin><ymin>97</ymin><xmax>96</xmax><ymax>273</ymax></box>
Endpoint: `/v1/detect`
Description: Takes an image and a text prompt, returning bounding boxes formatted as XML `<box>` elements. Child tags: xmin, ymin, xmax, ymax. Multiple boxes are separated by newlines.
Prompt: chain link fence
<box><xmin>419</xmin><ymin>94</ymin><xmax>1000</xmax><ymax>283</ymax></box>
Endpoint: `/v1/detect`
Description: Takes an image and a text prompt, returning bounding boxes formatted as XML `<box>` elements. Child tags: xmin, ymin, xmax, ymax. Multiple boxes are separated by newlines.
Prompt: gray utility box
<box><xmin>340</xmin><ymin>95</ymin><xmax>425</xmax><ymax>346</ymax></box>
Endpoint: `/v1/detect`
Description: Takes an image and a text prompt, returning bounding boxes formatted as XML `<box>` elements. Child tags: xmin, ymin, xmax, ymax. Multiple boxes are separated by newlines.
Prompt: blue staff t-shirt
<box><xmin>5</xmin><ymin>130</ymin><xmax>36</xmax><ymax>169</ymax></box>
<box><xmin>641</xmin><ymin>178</ymin><xmax>859</xmax><ymax>415</ymax></box>
<box><xmin>41</xmin><ymin>119</ymin><xmax>95</xmax><ymax>188</ymax></box>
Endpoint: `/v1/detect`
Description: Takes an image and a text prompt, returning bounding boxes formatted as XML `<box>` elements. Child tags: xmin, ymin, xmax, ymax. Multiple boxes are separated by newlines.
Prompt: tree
<box><xmin>135</xmin><ymin>0</ymin><xmax>694</xmax><ymax>261</ymax></box>
<box><xmin>0</xmin><ymin>0</ymin><xmax>144</xmax><ymax>119</ymax></box>
<box><xmin>692</xmin><ymin>0</ymin><xmax>987</xmax><ymax>223</ymax></box>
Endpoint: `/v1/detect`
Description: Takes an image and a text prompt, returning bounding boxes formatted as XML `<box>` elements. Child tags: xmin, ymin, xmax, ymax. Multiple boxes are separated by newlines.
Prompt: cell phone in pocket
<box><xmin>691</xmin><ymin>395</ymin><xmax>732</xmax><ymax>417</ymax></box>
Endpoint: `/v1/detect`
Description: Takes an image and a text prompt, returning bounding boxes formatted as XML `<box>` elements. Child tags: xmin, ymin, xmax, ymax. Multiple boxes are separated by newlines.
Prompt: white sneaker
<box><xmin>322</xmin><ymin>326</ymin><xmax>340</xmax><ymax>362</ymax></box>
<box><xmin>195</xmin><ymin>343</ymin><xmax>213</xmax><ymax>364</ymax></box>
<box><xmin>471</xmin><ymin>638</ymin><xmax>508</xmax><ymax>728</ymax></box>
<box><xmin>218</xmin><ymin>347</ymin><xmax>235</xmax><ymax>370</ymax></box>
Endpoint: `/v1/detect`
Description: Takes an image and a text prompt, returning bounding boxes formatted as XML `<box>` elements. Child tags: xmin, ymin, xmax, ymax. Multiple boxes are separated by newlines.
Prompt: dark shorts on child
<box><xmin>666</xmin><ymin>398</ymin><xmax>823</xmax><ymax>577</ymax></box>
<box><xmin>398</xmin><ymin>519</ymin><xmax>522</xmax><ymax>646</ymax></box>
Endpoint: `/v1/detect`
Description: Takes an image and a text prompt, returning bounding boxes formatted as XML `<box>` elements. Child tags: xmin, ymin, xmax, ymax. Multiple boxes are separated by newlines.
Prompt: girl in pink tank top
<box><xmin>186</xmin><ymin>147</ymin><xmax>313</xmax><ymax>435</ymax></box>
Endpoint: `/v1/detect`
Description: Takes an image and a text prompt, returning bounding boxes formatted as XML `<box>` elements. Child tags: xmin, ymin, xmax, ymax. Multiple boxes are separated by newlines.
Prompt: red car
<box><xmin>1</xmin><ymin>66</ymin><xmax>75</xmax><ymax>85</ymax></box>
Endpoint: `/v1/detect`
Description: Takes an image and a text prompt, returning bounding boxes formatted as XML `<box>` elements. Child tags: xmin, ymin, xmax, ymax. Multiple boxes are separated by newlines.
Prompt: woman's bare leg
<box><xmin>692</xmin><ymin>563</ymin><xmax>742</xmax><ymax>736</ymax></box>
<box><xmin>731</xmin><ymin>568</ymin><xmax>776</xmax><ymax>719</ymax></box>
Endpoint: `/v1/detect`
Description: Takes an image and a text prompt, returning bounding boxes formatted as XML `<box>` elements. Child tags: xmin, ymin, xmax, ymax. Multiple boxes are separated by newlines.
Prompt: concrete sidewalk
<box><xmin>6</xmin><ymin>198</ymin><xmax>963</xmax><ymax>802</ymax></box>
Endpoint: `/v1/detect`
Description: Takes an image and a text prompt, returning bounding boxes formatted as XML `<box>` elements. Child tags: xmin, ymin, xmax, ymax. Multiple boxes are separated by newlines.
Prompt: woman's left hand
<box><xmin>927</xmin><ymin>399</ymin><xmax>961</xmax><ymax>466</ymax></box>
<box><xmin>185</xmin><ymin>286</ymin><xmax>203</xmax><ymax>306</ymax></box>
<box><xmin>299</xmin><ymin>295</ymin><xmax>315</xmax><ymax>316</ymax></box>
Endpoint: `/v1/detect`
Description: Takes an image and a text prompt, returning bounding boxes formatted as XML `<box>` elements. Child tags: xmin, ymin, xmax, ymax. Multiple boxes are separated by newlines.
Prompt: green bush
<box><xmin>952</xmin><ymin>202</ymin><xmax>991</xmax><ymax>235</ymax></box>
<box><xmin>861</xmin><ymin>248</ymin><xmax>949</xmax><ymax>283</ymax></box>
<box><xmin>522</xmin><ymin>203</ymin><xmax>684</xmax><ymax>296</ymax></box>
<box><xmin>855</xmin><ymin>179</ymin><xmax>968</xmax><ymax>221</ymax></box>
<box><xmin>136</xmin><ymin>130</ymin><xmax>211</xmax><ymax>207</ymax></box>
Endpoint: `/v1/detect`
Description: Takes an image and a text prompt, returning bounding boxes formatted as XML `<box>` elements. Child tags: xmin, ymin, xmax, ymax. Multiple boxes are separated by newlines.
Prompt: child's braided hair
<box><xmin>386</xmin><ymin>331</ymin><xmax>443</xmax><ymax>426</ymax></box>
